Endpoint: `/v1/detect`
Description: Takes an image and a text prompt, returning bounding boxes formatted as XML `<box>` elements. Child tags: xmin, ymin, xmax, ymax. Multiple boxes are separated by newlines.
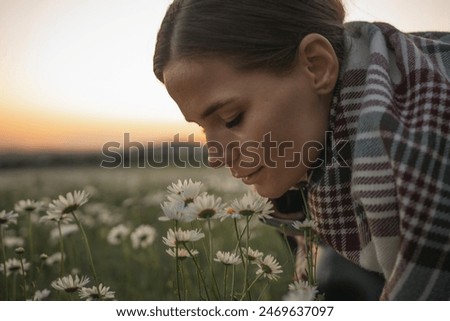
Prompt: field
<box><xmin>0</xmin><ymin>165</ymin><xmax>294</xmax><ymax>300</ymax></box>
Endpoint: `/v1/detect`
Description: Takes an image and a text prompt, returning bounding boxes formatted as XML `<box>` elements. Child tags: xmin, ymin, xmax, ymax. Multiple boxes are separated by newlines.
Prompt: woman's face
<box><xmin>163</xmin><ymin>57</ymin><xmax>332</xmax><ymax>198</ymax></box>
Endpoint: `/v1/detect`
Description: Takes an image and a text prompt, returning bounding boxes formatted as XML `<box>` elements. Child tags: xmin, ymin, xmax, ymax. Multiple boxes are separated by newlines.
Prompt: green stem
<box><xmin>223</xmin><ymin>265</ymin><xmax>228</xmax><ymax>300</ymax></box>
<box><xmin>0</xmin><ymin>227</ymin><xmax>9</xmax><ymax>300</ymax></box>
<box><xmin>299</xmin><ymin>185</ymin><xmax>310</xmax><ymax>219</ymax></box>
<box><xmin>230</xmin><ymin>265</ymin><xmax>236</xmax><ymax>300</ymax></box>
<box><xmin>239</xmin><ymin>273</ymin><xmax>263</xmax><ymax>301</ymax></box>
<box><xmin>19</xmin><ymin>257</ymin><xmax>27</xmax><ymax>299</ymax></box>
<box><xmin>71</xmin><ymin>212</ymin><xmax>98</xmax><ymax>288</ymax></box>
<box><xmin>174</xmin><ymin>222</ymin><xmax>182</xmax><ymax>300</ymax></box>
<box><xmin>207</xmin><ymin>219</ymin><xmax>220</xmax><ymax>298</ymax></box>
<box><xmin>183</xmin><ymin>244</ymin><xmax>210</xmax><ymax>300</ymax></box>
<box><xmin>195</xmin><ymin>267</ymin><xmax>204</xmax><ymax>300</ymax></box>
<box><xmin>313</xmin><ymin>239</ymin><xmax>318</xmax><ymax>285</ymax></box>
<box><xmin>12</xmin><ymin>273</ymin><xmax>16</xmax><ymax>301</ymax></box>
<box><xmin>281</xmin><ymin>226</ymin><xmax>299</xmax><ymax>280</ymax></box>
<box><xmin>244</xmin><ymin>216</ymin><xmax>252</xmax><ymax>300</ymax></box>
<box><xmin>303</xmin><ymin>229</ymin><xmax>314</xmax><ymax>285</ymax></box>
<box><xmin>180</xmin><ymin>260</ymin><xmax>186</xmax><ymax>300</ymax></box>
<box><xmin>27</xmin><ymin>213</ymin><xmax>34</xmax><ymax>262</ymax></box>
<box><xmin>256</xmin><ymin>281</ymin><xmax>270</xmax><ymax>301</ymax></box>
<box><xmin>57</xmin><ymin>223</ymin><xmax>64</xmax><ymax>277</ymax></box>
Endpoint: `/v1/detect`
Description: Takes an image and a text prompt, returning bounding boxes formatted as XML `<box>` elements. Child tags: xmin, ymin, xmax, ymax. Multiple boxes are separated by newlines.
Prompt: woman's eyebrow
<box><xmin>200</xmin><ymin>98</ymin><xmax>236</xmax><ymax>120</ymax></box>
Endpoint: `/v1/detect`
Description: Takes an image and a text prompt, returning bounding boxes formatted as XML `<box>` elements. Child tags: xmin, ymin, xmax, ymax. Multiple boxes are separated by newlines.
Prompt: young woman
<box><xmin>153</xmin><ymin>0</ymin><xmax>450</xmax><ymax>300</ymax></box>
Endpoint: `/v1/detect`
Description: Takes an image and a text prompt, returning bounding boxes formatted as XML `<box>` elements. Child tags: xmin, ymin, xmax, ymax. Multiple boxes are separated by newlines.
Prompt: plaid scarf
<box><xmin>306</xmin><ymin>22</ymin><xmax>450</xmax><ymax>300</ymax></box>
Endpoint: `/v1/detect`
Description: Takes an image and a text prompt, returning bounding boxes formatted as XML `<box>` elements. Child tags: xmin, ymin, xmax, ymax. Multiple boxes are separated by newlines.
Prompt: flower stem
<box><xmin>239</xmin><ymin>273</ymin><xmax>263</xmax><ymax>301</ymax></box>
<box><xmin>19</xmin><ymin>257</ymin><xmax>27</xmax><ymax>299</ymax></box>
<box><xmin>207</xmin><ymin>219</ymin><xmax>220</xmax><ymax>299</ymax></box>
<box><xmin>12</xmin><ymin>273</ymin><xmax>16</xmax><ymax>300</ymax></box>
<box><xmin>256</xmin><ymin>281</ymin><xmax>270</xmax><ymax>301</ymax></box>
<box><xmin>27</xmin><ymin>213</ymin><xmax>34</xmax><ymax>261</ymax></box>
<box><xmin>183</xmin><ymin>244</ymin><xmax>210</xmax><ymax>300</ymax></box>
<box><xmin>281</xmin><ymin>226</ymin><xmax>299</xmax><ymax>280</ymax></box>
<box><xmin>223</xmin><ymin>265</ymin><xmax>228</xmax><ymax>300</ymax></box>
<box><xmin>174</xmin><ymin>222</ymin><xmax>182</xmax><ymax>300</ymax></box>
<box><xmin>71</xmin><ymin>211</ymin><xmax>99</xmax><ymax>288</ymax></box>
<box><xmin>180</xmin><ymin>260</ymin><xmax>186</xmax><ymax>300</ymax></box>
<box><xmin>243</xmin><ymin>216</ymin><xmax>252</xmax><ymax>300</ymax></box>
<box><xmin>0</xmin><ymin>227</ymin><xmax>9</xmax><ymax>300</ymax></box>
<box><xmin>57</xmin><ymin>222</ymin><xmax>64</xmax><ymax>277</ymax></box>
<box><xmin>230</xmin><ymin>265</ymin><xmax>236</xmax><ymax>300</ymax></box>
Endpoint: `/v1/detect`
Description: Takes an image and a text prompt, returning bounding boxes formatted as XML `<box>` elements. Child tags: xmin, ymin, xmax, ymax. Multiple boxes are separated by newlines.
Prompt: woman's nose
<box><xmin>206</xmin><ymin>138</ymin><xmax>240</xmax><ymax>168</ymax></box>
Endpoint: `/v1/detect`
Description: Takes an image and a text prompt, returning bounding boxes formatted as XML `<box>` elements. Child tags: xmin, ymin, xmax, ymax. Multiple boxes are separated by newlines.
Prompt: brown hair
<box><xmin>154</xmin><ymin>0</ymin><xmax>346</xmax><ymax>82</ymax></box>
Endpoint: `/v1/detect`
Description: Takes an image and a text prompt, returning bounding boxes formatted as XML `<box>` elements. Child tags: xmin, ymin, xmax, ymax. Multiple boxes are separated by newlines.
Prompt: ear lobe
<box><xmin>298</xmin><ymin>33</ymin><xmax>339</xmax><ymax>95</ymax></box>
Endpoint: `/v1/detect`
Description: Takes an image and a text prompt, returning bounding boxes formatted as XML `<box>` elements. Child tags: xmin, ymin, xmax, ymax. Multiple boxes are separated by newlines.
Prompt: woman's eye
<box><xmin>225</xmin><ymin>113</ymin><xmax>243</xmax><ymax>129</ymax></box>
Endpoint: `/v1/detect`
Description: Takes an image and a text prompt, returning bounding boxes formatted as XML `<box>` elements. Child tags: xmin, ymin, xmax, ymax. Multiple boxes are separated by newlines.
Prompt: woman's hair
<box><xmin>154</xmin><ymin>0</ymin><xmax>346</xmax><ymax>82</ymax></box>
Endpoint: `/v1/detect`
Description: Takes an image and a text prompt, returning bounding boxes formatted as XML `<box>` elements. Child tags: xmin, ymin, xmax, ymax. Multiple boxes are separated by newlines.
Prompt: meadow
<box><xmin>0</xmin><ymin>165</ymin><xmax>295</xmax><ymax>300</ymax></box>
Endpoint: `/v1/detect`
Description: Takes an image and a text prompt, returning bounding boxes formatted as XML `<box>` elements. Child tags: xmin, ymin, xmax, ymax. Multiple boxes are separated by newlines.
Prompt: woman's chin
<box><xmin>252</xmin><ymin>183</ymin><xmax>287</xmax><ymax>199</ymax></box>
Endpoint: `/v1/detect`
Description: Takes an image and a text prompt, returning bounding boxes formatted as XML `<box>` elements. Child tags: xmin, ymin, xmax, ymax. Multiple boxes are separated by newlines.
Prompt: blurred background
<box><xmin>1</xmin><ymin>0</ymin><xmax>449</xmax><ymax>158</ymax></box>
<box><xmin>0</xmin><ymin>0</ymin><xmax>449</xmax><ymax>301</ymax></box>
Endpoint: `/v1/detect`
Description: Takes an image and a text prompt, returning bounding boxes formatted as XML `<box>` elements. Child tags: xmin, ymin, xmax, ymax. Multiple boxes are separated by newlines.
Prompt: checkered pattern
<box><xmin>307</xmin><ymin>22</ymin><xmax>450</xmax><ymax>300</ymax></box>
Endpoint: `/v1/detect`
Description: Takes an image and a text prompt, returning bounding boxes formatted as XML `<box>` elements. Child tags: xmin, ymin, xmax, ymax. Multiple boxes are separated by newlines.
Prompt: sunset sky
<box><xmin>1</xmin><ymin>0</ymin><xmax>449</xmax><ymax>152</ymax></box>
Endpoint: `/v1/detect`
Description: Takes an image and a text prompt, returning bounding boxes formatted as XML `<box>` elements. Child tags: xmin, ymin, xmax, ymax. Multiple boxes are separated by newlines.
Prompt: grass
<box><xmin>0</xmin><ymin>166</ymin><xmax>294</xmax><ymax>300</ymax></box>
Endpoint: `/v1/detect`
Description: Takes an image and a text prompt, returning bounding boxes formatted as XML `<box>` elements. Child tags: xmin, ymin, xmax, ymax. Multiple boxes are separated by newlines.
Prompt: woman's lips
<box><xmin>233</xmin><ymin>167</ymin><xmax>263</xmax><ymax>185</ymax></box>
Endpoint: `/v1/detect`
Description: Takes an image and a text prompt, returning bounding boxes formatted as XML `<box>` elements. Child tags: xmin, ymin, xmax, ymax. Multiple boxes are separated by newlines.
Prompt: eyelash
<box><xmin>225</xmin><ymin>113</ymin><xmax>243</xmax><ymax>129</ymax></box>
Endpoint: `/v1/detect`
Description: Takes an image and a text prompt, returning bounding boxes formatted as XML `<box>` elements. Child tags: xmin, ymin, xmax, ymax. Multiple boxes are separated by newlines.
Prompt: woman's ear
<box><xmin>297</xmin><ymin>33</ymin><xmax>339</xmax><ymax>95</ymax></box>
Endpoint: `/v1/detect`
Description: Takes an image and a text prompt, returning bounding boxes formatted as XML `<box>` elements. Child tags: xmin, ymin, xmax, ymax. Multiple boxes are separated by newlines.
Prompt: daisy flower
<box><xmin>292</xmin><ymin>219</ymin><xmax>317</xmax><ymax>230</ymax></box>
<box><xmin>214</xmin><ymin>251</ymin><xmax>242</xmax><ymax>266</ymax></box>
<box><xmin>130</xmin><ymin>225</ymin><xmax>157</xmax><ymax>249</ymax></box>
<box><xmin>3</xmin><ymin>236</ymin><xmax>25</xmax><ymax>248</ymax></box>
<box><xmin>32</xmin><ymin>289</ymin><xmax>51</xmax><ymax>301</ymax></box>
<box><xmin>217</xmin><ymin>206</ymin><xmax>243</xmax><ymax>221</ymax></box>
<box><xmin>0</xmin><ymin>210</ymin><xmax>19</xmax><ymax>228</ymax></box>
<box><xmin>166</xmin><ymin>179</ymin><xmax>204</xmax><ymax>205</ymax></box>
<box><xmin>50</xmin><ymin>224</ymin><xmax>79</xmax><ymax>241</ymax></box>
<box><xmin>159</xmin><ymin>199</ymin><xmax>195</xmax><ymax>222</ymax></box>
<box><xmin>221</xmin><ymin>191</ymin><xmax>274</xmax><ymax>220</ymax></box>
<box><xmin>252</xmin><ymin>194</ymin><xmax>275</xmax><ymax>219</ymax></box>
<box><xmin>79</xmin><ymin>283</ymin><xmax>115</xmax><ymax>301</ymax></box>
<box><xmin>0</xmin><ymin>258</ymin><xmax>30</xmax><ymax>277</ymax></box>
<box><xmin>185</xmin><ymin>194</ymin><xmax>223</xmax><ymax>220</ymax></box>
<box><xmin>40</xmin><ymin>212</ymin><xmax>73</xmax><ymax>225</ymax></box>
<box><xmin>256</xmin><ymin>254</ymin><xmax>283</xmax><ymax>281</ymax></box>
<box><xmin>51</xmin><ymin>274</ymin><xmax>90</xmax><ymax>293</ymax></box>
<box><xmin>242</xmin><ymin>247</ymin><xmax>264</xmax><ymax>264</ymax></box>
<box><xmin>14</xmin><ymin>199</ymin><xmax>44</xmax><ymax>213</ymax></box>
<box><xmin>283</xmin><ymin>280</ymin><xmax>318</xmax><ymax>301</ymax></box>
<box><xmin>107</xmin><ymin>224</ymin><xmax>130</xmax><ymax>245</ymax></box>
<box><xmin>45</xmin><ymin>252</ymin><xmax>64</xmax><ymax>266</ymax></box>
<box><xmin>47</xmin><ymin>190</ymin><xmax>89</xmax><ymax>215</ymax></box>
<box><xmin>162</xmin><ymin>228</ymin><xmax>205</xmax><ymax>247</ymax></box>
<box><xmin>166</xmin><ymin>247</ymin><xmax>199</xmax><ymax>260</ymax></box>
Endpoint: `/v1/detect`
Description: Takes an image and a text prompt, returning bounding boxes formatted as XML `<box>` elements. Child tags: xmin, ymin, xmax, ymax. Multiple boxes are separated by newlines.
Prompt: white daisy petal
<box><xmin>166</xmin><ymin>247</ymin><xmax>199</xmax><ymax>260</ymax></box>
<box><xmin>284</xmin><ymin>280</ymin><xmax>318</xmax><ymax>301</ymax></box>
<box><xmin>292</xmin><ymin>219</ymin><xmax>317</xmax><ymax>230</ymax></box>
<box><xmin>162</xmin><ymin>228</ymin><xmax>205</xmax><ymax>247</ymax></box>
<box><xmin>256</xmin><ymin>254</ymin><xmax>283</xmax><ymax>281</ymax></box>
<box><xmin>0</xmin><ymin>210</ymin><xmax>19</xmax><ymax>228</ymax></box>
<box><xmin>14</xmin><ymin>199</ymin><xmax>44</xmax><ymax>213</ymax></box>
<box><xmin>0</xmin><ymin>258</ymin><xmax>30</xmax><ymax>277</ymax></box>
<box><xmin>130</xmin><ymin>225</ymin><xmax>157</xmax><ymax>249</ymax></box>
<box><xmin>185</xmin><ymin>194</ymin><xmax>223</xmax><ymax>220</ymax></box>
<box><xmin>79</xmin><ymin>283</ymin><xmax>115</xmax><ymax>301</ymax></box>
<box><xmin>214</xmin><ymin>251</ymin><xmax>242</xmax><ymax>265</ymax></box>
<box><xmin>166</xmin><ymin>179</ymin><xmax>204</xmax><ymax>205</ymax></box>
<box><xmin>51</xmin><ymin>274</ymin><xmax>90</xmax><ymax>293</ymax></box>
<box><xmin>218</xmin><ymin>191</ymin><xmax>273</xmax><ymax>221</ymax></box>
<box><xmin>159</xmin><ymin>199</ymin><xmax>195</xmax><ymax>222</ymax></box>
<box><xmin>107</xmin><ymin>224</ymin><xmax>130</xmax><ymax>245</ymax></box>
